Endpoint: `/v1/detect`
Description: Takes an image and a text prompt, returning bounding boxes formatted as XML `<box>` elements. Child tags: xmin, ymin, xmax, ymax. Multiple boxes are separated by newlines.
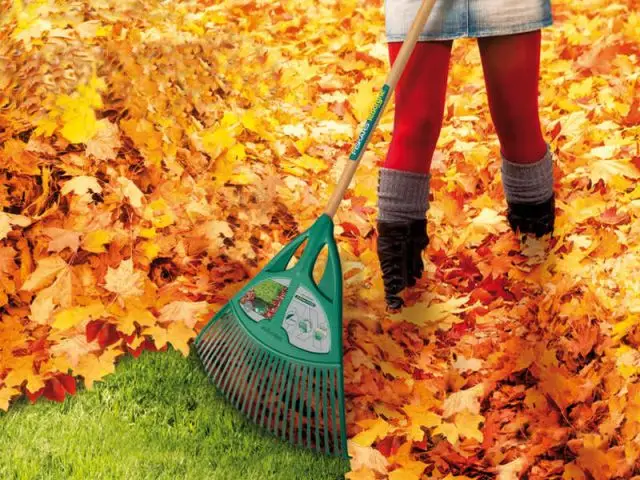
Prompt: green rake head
<box><xmin>194</xmin><ymin>214</ymin><xmax>348</xmax><ymax>458</ymax></box>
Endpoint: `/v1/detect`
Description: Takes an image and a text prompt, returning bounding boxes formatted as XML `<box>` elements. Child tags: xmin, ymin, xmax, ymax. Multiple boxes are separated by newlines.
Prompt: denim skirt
<box><xmin>384</xmin><ymin>0</ymin><xmax>553</xmax><ymax>41</ymax></box>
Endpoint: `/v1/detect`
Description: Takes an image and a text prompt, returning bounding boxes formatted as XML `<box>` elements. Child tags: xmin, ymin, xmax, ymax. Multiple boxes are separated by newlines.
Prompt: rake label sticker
<box><xmin>239</xmin><ymin>278</ymin><xmax>290</xmax><ymax>322</ymax></box>
<box><xmin>282</xmin><ymin>286</ymin><xmax>330</xmax><ymax>354</ymax></box>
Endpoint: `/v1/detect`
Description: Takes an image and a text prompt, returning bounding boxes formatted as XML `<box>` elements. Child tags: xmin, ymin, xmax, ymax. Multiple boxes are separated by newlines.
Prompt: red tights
<box><xmin>384</xmin><ymin>30</ymin><xmax>548</xmax><ymax>174</ymax></box>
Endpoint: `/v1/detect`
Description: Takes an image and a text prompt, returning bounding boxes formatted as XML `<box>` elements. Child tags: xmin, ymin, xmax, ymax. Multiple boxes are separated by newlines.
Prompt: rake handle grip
<box><xmin>323</xmin><ymin>0</ymin><xmax>437</xmax><ymax>218</ymax></box>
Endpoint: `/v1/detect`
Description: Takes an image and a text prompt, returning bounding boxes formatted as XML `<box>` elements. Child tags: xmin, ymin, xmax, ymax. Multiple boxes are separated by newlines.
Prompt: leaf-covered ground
<box><xmin>0</xmin><ymin>0</ymin><xmax>639</xmax><ymax>478</ymax></box>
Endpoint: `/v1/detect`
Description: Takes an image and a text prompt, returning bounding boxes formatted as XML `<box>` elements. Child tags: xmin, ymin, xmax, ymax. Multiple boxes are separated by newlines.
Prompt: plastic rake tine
<box><xmin>198</xmin><ymin>318</ymin><xmax>232</xmax><ymax>367</ymax></box>
<box><xmin>210</xmin><ymin>327</ymin><xmax>246</xmax><ymax>387</ymax></box>
<box><xmin>329</xmin><ymin>369</ymin><xmax>339</xmax><ymax>455</ymax></box>
<box><xmin>288</xmin><ymin>364</ymin><xmax>301</xmax><ymax>444</ymax></box>
<box><xmin>306</xmin><ymin>367</ymin><xmax>314</xmax><ymax>450</ymax></box>
<box><xmin>241</xmin><ymin>350</ymin><xmax>268</xmax><ymax>415</ymax></box>
<box><xmin>321</xmin><ymin>369</ymin><xmax>330</xmax><ymax>454</ymax></box>
<box><xmin>251</xmin><ymin>356</ymin><xmax>277</xmax><ymax>424</ymax></box>
<box><xmin>200</xmin><ymin>318</ymin><xmax>237</xmax><ymax>373</ymax></box>
<box><xmin>218</xmin><ymin>335</ymin><xmax>252</xmax><ymax>394</ymax></box>
<box><xmin>270</xmin><ymin>362</ymin><xmax>292</xmax><ymax>434</ymax></box>
<box><xmin>260</xmin><ymin>359</ymin><xmax>285</xmax><ymax>429</ymax></box>
<box><xmin>225</xmin><ymin>341</ymin><xmax>256</xmax><ymax>401</ymax></box>
<box><xmin>204</xmin><ymin>323</ymin><xmax>243</xmax><ymax>380</ymax></box>
<box><xmin>274</xmin><ymin>363</ymin><xmax>294</xmax><ymax>438</ymax></box>
<box><xmin>278</xmin><ymin>363</ymin><xmax>295</xmax><ymax>439</ymax></box>
<box><xmin>228</xmin><ymin>344</ymin><xmax>259</xmax><ymax>407</ymax></box>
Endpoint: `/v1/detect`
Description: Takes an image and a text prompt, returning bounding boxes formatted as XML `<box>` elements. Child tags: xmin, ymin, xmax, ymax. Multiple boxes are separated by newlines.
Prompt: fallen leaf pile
<box><xmin>1</xmin><ymin>0</ymin><xmax>639</xmax><ymax>477</ymax></box>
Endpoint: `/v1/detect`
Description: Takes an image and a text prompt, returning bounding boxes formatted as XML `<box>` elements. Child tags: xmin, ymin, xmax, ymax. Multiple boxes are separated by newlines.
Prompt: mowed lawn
<box><xmin>0</xmin><ymin>348</ymin><xmax>350</xmax><ymax>480</ymax></box>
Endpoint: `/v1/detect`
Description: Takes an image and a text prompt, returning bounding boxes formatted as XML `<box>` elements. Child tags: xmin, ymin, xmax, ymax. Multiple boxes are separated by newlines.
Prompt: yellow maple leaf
<box><xmin>614</xmin><ymin>345</ymin><xmax>640</xmax><ymax>378</ymax></box>
<box><xmin>166</xmin><ymin>321</ymin><xmax>195</xmax><ymax>356</ymax></box>
<box><xmin>390</xmin><ymin>295</ymin><xmax>472</xmax><ymax>326</ymax></box>
<box><xmin>0</xmin><ymin>212</ymin><xmax>31</xmax><ymax>242</ymax></box>
<box><xmin>285</xmin><ymin>154</ymin><xmax>328</xmax><ymax>174</ymax></box>
<box><xmin>152</xmin><ymin>214</ymin><xmax>174</xmax><ymax>229</ymax></box>
<box><xmin>116</xmin><ymin>306</ymin><xmax>157</xmax><ymax>336</ymax></box>
<box><xmin>389</xmin><ymin>461</ymin><xmax>428</xmax><ymax>480</ymax></box>
<box><xmin>143</xmin><ymin>324</ymin><xmax>170</xmax><ymax>351</ymax></box>
<box><xmin>2</xmin><ymin>354</ymin><xmax>45</xmax><ymax>393</ymax></box>
<box><xmin>75</xmin><ymin>347</ymin><xmax>123</xmax><ymax>390</ymax></box>
<box><xmin>52</xmin><ymin>303</ymin><xmax>104</xmax><ymax>330</ymax></box>
<box><xmin>433</xmin><ymin>421</ymin><xmax>458</xmax><ymax>445</ymax></box>
<box><xmin>56</xmin><ymin>96</ymin><xmax>101</xmax><ymax>144</ymax></box>
<box><xmin>454</xmin><ymin>411</ymin><xmax>484</xmax><ymax>442</ymax></box>
<box><xmin>568</xmin><ymin>77</ymin><xmax>593</xmax><ymax>99</ymax></box>
<box><xmin>612</xmin><ymin>314</ymin><xmax>639</xmax><ymax>340</ymax></box>
<box><xmin>201</xmin><ymin>126</ymin><xmax>235</xmax><ymax>158</ymax></box>
<box><xmin>403</xmin><ymin>404</ymin><xmax>442</xmax><ymax>441</ymax></box>
<box><xmin>0</xmin><ymin>385</ymin><xmax>21</xmax><ymax>412</ymax></box>
<box><xmin>139</xmin><ymin>227</ymin><xmax>156</xmax><ymax>239</ymax></box>
<box><xmin>141</xmin><ymin>241</ymin><xmax>160</xmax><ymax>260</ymax></box>
<box><xmin>82</xmin><ymin>230</ymin><xmax>113</xmax><ymax>253</ymax></box>
<box><xmin>226</xmin><ymin>143</ymin><xmax>246</xmax><ymax>163</ymax></box>
<box><xmin>352</xmin><ymin>418</ymin><xmax>393</xmax><ymax>447</ymax></box>
<box><xmin>345</xmin><ymin>469</ymin><xmax>376</xmax><ymax>480</ymax></box>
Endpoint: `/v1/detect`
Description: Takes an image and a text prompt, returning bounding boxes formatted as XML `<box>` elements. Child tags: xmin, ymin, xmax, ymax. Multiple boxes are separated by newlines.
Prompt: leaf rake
<box><xmin>194</xmin><ymin>0</ymin><xmax>437</xmax><ymax>458</ymax></box>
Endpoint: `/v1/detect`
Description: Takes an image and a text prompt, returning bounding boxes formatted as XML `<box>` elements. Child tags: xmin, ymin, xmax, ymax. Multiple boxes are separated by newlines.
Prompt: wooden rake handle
<box><xmin>323</xmin><ymin>0</ymin><xmax>437</xmax><ymax>218</ymax></box>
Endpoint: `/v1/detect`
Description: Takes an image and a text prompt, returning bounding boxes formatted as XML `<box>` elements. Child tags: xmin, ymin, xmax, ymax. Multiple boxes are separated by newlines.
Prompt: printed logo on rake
<box><xmin>349</xmin><ymin>84</ymin><xmax>390</xmax><ymax>160</ymax></box>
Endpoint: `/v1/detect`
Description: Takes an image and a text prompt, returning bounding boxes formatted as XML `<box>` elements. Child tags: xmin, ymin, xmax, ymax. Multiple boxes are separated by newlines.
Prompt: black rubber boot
<box><xmin>407</xmin><ymin>219</ymin><xmax>429</xmax><ymax>287</ymax></box>
<box><xmin>507</xmin><ymin>194</ymin><xmax>556</xmax><ymax>238</ymax></box>
<box><xmin>376</xmin><ymin>219</ymin><xmax>429</xmax><ymax>309</ymax></box>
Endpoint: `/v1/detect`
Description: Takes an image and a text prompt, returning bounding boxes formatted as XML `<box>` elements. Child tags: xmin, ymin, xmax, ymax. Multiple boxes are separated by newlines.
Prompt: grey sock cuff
<box><xmin>501</xmin><ymin>145</ymin><xmax>554</xmax><ymax>205</ymax></box>
<box><xmin>377</xmin><ymin>168</ymin><xmax>431</xmax><ymax>221</ymax></box>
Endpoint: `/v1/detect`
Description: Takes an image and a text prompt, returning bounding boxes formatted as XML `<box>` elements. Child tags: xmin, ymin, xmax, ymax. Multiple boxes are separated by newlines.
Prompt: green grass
<box><xmin>0</xmin><ymin>347</ymin><xmax>350</xmax><ymax>480</ymax></box>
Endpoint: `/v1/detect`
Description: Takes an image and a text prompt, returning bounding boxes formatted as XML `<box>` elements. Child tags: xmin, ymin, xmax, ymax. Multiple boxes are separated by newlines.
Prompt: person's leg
<box><xmin>377</xmin><ymin>40</ymin><xmax>453</xmax><ymax>309</ymax></box>
<box><xmin>383</xmin><ymin>40</ymin><xmax>454</xmax><ymax>174</ymax></box>
<box><xmin>477</xmin><ymin>30</ymin><xmax>555</xmax><ymax>237</ymax></box>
